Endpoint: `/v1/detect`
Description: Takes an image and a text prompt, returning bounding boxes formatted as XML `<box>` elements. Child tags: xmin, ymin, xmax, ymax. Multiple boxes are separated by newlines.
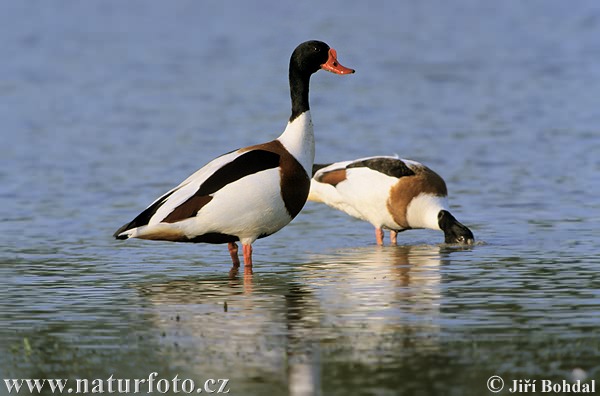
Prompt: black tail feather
<box><xmin>113</xmin><ymin>189</ymin><xmax>178</xmax><ymax>239</ymax></box>
<box><xmin>113</xmin><ymin>222</ymin><xmax>134</xmax><ymax>239</ymax></box>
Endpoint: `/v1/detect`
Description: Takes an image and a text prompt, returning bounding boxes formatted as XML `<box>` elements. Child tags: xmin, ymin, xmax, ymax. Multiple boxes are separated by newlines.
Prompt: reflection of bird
<box><xmin>308</xmin><ymin>156</ymin><xmax>474</xmax><ymax>245</ymax></box>
<box><xmin>307</xmin><ymin>245</ymin><xmax>446</xmax><ymax>295</ymax></box>
<box><xmin>114</xmin><ymin>40</ymin><xmax>354</xmax><ymax>271</ymax></box>
<box><xmin>302</xmin><ymin>245</ymin><xmax>448</xmax><ymax>358</ymax></box>
<box><xmin>138</xmin><ymin>275</ymin><xmax>321</xmax><ymax>395</ymax></box>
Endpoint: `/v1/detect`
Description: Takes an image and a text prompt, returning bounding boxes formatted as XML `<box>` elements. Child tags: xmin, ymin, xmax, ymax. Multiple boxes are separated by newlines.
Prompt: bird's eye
<box><xmin>313</xmin><ymin>46</ymin><xmax>320</xmax><ymax>52</ymax></box>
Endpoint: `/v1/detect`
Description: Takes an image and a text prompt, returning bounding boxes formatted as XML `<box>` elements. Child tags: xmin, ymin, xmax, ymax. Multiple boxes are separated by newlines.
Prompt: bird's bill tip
<box><xmin>321</xmin><ymin>48</ymin><xmax>355</xmax><ymax>74</ymax></box>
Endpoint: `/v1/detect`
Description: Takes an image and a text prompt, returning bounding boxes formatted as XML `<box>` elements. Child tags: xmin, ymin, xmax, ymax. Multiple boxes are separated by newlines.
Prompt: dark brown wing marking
<box><xmin>315</xmin><ymin>169</ymin><xmax>347</xmax><ymax>186</ymax></box>
<box><xmin>312</xmin><ymin>163</ymin><xmax>332</xmax><ymax>177</ymax></box>
<box><xmin>163</xmin><ymin>195</ymin><xmax>213</xmax><ymax>223</ymax></box>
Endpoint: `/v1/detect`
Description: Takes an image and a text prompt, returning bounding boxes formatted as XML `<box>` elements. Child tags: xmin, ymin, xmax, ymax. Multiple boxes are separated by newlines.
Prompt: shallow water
<box><xmin>2</xmin><ymin>1</ymin><xmax>600</xmax><ymax>395</ymax></box>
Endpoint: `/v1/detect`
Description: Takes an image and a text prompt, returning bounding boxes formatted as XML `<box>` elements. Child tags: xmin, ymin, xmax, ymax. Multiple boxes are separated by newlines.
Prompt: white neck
<box><xmin>277</xmin><ymin>111</ymin><xmax>314</xmax><ymax>173</ymax></box>
<box><xmin>406</xmin><ymin>193</ymin><xmax>449</xmax><ymax>230</ymax></box>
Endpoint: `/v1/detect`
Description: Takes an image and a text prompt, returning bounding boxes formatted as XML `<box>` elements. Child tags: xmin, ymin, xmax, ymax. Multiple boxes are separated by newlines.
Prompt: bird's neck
<box><xmin>289</xmin><ymin>67</ymin><xmax>311</xmax><ymax>122</ymax></box>
<box><xmin>278</xmin><ymin>111</ymin><xmax>314</xmax><ymax>173</ymax></box>
<box><xmin>406</xmin><ymin>193</ymin><xmax>449</xmax><ymax>230</ymax></box>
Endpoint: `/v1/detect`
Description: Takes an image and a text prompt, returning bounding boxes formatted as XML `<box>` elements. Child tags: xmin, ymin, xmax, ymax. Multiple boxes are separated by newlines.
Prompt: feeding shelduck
<box><xmin>114</xmin><ymin>40</ymin><xmax>354</xmax><ymax>273</ymax></box>
<box><xmin>308</xmin><ymin>156</ymin><xmax>474</xmax><ymax>245</ymax></box>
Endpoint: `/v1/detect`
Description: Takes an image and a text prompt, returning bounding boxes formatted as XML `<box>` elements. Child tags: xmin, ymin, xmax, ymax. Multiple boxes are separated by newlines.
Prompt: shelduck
<box><xmin>114</xmin><ymin>40</ymin><xmax>354</xmax><ymax>272</ymax></box>
<box><xmin>308</xmin><ymin>156</ymin><xmax>474</xmax><ymax>245</ymax></box>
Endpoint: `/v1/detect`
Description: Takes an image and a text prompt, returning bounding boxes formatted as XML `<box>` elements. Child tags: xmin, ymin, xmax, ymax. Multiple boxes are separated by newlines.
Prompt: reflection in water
<box><xmin>138</xmin><ymin>274</ymin><xmax>319</xmax><ymax>395</ymax></box>
<box><xmin>303</xmin><ymin>245</ymin><xmax>449</xmax><ymax>362</ymax></box>
<box><xmin>137</xmin><ymin>244</ymin><xmax>456</xmax><ymax>394</ymax></box>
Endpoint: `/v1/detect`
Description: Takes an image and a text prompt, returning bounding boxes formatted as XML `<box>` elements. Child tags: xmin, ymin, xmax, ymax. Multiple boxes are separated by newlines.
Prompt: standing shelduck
<box><xmin>114</xmin><ymin>40</ymin><xmax>354</xmax><ymax>272</ymax></box>
<box><xmin>309</xmin><ymin>156</ymin><xmax>474</xmax><ymax>245</ymax></box>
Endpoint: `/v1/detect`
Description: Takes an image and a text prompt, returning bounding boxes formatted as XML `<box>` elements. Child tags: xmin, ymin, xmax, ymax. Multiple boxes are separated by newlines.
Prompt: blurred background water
<box><xmin>1</xmin><ymin>1</ymin><xmax>599</xmax><ymax>395</ymax></box>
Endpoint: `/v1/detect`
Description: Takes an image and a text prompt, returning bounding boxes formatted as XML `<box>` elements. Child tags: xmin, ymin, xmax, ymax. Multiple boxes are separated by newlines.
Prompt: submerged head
<box><xmin>438</xmin><ymin>210</ymin><xmax>474</xmax><ymax>245</ymax></box>
<box><xmin>290</xmin><ymin>40</ymin><xmax>355</xmax><ymax>76</ymax></box>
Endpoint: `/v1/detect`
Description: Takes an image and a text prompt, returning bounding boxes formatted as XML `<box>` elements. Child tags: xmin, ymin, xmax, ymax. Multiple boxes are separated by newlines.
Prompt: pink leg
<box><xmin>390</xmin><ymin>230</ymin><xmax>398</xmax><ymax>245</ymax></box>
<box><xmin>243</xmin><ymin>244</ymin><xmax>253</xmax><ymax>274</ymax></box>
<box><xmin>375</xmin><ymin>228</ymin><xmax>384</xmax><ymax>246</ymax></box>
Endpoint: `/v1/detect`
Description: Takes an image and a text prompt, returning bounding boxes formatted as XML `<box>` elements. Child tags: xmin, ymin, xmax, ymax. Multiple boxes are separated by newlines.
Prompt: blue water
<box><xmin>2</xmin><ymin>1</ymin><xmax>600</xmax><ymax>395</ymax></box>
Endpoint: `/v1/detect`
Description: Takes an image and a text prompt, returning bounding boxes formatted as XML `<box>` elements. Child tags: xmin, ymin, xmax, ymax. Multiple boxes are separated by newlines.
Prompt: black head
<box><xmin>438</xmin><ymin>210</ymin><xmax>474</xmax><ymax>245</ymax></box>
<box><xmin>290</xmin><ymin>40</ymin><xmax>354</xmax><ymax>76</ymax></box>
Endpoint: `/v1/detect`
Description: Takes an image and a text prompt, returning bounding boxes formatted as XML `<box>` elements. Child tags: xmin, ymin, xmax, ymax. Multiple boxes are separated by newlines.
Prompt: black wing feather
<box><xmin>346</xmin><ymin>158</ymin><xmax>415</xmax><ymax>178</ymax></box>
